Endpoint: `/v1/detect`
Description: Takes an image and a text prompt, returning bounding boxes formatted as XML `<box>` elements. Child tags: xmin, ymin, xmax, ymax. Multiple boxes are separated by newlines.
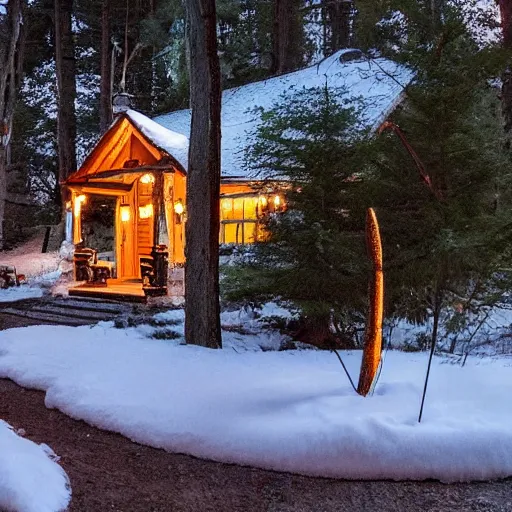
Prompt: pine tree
<box><xmin>226</xmin><ymin>86</ymin><xmax>378</xmax><ymax>347</ymax></box>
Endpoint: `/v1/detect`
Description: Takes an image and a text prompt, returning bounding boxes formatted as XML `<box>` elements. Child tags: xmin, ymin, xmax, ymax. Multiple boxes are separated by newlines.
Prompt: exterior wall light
<box><xmin>140</xmin><ymin>173</ymin><xmax>155</xmax><ymax>185</ymax></box>
<box><xmin>139</xmin><ymin>204</ymin><xmax>154</xmax><ymax>219</ymax></box>
<box><xmin>174</xmin><ymin>199</ymin><xmax>184</xmax><ymax>224</ymax></box>
<box><xmin>74</xmin><ymin>194</ymin><xmax>86</xmax><ymax>217</ymax></box>
<box><xmin>174</xmin><ymin>199</ymin><xmax>184</xmax><ymax>216</ymax></box>
<box><xmin>120</xmin><ymin>204</ymin><xmax>131</xmax><ymax>222</ymax></box>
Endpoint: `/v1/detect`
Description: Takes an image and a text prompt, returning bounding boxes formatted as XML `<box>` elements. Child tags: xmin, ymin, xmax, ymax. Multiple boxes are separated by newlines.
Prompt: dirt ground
<box><xmin>0</xmin><ymin>379</ymin><xmax>511</xmax><ymax>512</ymax></box>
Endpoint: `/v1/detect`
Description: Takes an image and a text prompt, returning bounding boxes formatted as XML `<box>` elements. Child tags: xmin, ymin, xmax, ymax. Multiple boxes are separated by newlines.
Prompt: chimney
<box><xmin>112</xmin><ymin>92</ymin><xmax>134</xmax><ymax>116</ymax></box>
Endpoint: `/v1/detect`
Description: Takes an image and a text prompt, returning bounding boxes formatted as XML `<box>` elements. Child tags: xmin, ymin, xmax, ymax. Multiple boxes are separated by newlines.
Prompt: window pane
<box><xmin>232</xmin><ymin>198</ymin><xmax>244</xmax><ymax>220</ymax></box>
<box><xmin>223</xmin><ymin>223</ymin><xmax>241</xmax><ymax>244</ymax></box>
<box><xmin>244</xmin><ymin>197</ymin><xmax>258</xmax><ymax>219</ymax></box>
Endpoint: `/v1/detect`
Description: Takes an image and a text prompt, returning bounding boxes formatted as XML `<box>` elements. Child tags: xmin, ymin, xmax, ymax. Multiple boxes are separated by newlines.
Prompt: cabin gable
<box><xmin>69</xmin><ymin>116</ymin><xmax>166</xmax><ymax>183</ymax></box>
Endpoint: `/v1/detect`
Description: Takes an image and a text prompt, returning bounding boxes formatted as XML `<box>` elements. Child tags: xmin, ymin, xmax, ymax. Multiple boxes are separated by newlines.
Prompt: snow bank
<box><xmin>0</xmin><ymin>323</ymin><xmax>511</xmax><ymax>483</ymax></box>
<box><xmin>0</xmin><ymin>420</ymin><xmax>70</xmax><ymax>512</ymax></box>
<box><xmin>0</xmin><ymin>286</ymin><xmax>44</xmax><ymax>303</ymax></box>
<box><xmin>153</xmin><ymin>303</ymin><xmax>295</xmax><ymax>351</ymax></box>
<box><xmin>0</xmin><ymin>272</ymin><xmax>61</xmax><ymax>303</ymax></box>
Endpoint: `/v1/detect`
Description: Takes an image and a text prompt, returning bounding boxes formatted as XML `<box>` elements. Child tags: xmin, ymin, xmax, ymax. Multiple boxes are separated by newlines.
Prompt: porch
<box><xmin>68</xmin><ymin>279</ymin><xmax>147</xmax><ymax>303</ymax></box>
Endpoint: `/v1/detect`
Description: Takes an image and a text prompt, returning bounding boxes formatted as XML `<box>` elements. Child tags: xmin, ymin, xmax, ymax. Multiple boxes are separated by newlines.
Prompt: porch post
<box><xmin>150</xmin><ymin>170</ymin><xmax>168</xmax><ymax>292</ymax></box>
<box><xmin>152</xmin><ymin>172</ymin><xmax>163</xmax><ymax>247</ymax></box>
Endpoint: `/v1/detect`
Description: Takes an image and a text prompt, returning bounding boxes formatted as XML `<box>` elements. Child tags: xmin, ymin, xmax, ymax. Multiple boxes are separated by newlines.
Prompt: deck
<box><xmin>69</xmin><ymin>279</ymin><xmax>147</xmax><ymax>303</ymax></box>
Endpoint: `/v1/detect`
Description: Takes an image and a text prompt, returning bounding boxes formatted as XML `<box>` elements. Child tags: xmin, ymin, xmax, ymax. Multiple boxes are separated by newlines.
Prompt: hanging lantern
<box><xmin>140</xmin><ymin>173</ymin><xmax>155</xmax><ymax>185</ymax></box>
<box><xmin>259</xmin><ymin>195</ymin><xmax>268</xmax><ymax>207</ymax></box>
<box><xmin>120</xmin><ymin>204</ymin><xmax>131</xmax><ymax>222</ymax></box>
<box><xmin>273</xmin><ymin>195</ymin><xmax>281</xmax><ymax>208</ymax></box>
<box><xmin>139</xmin><ymin>204</ymin><xmax>154</xmax><ymax>219</ymax></box>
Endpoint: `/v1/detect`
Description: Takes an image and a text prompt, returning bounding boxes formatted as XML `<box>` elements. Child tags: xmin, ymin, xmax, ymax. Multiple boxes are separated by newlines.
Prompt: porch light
<box><xmin>139</xmin><ymin>204</ymin><xmax>154</xmax><ymax>219</ymax></box>
<box><xmin>273</xmin><ymin>195</ymin><xmax>281</xmax><ymax>208</ymax></box>
<box><xmin>174</xmin><ymin>199</ymin><xmax>184</xmax><ymax>216</ymax></box>
<box><xmin>140</xmin><ymin>173</ymin><xmax>155</xmax><ymax>185</ymax></box>
<box><xmin>120</xmin><ymin>204</ymin><xmax>131</xmax><ymax>222</ymax></box>
<box><xmin>74</xmin><ymin>194</ymin><xmax>86</xmax><ymax>217</ymax></box>
<box><xmin>259</xmin><ymin>195</ymin><xmax>268</xmax><ymax>207</ymax></box>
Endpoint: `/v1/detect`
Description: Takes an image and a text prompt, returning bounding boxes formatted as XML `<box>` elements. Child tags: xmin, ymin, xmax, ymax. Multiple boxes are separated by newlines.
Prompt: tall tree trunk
<box><xmin>327</xmin><ymin>0</ymin><xmax>352</xmax><ymax>52</ymax></box>
<box><xmin>0</xmin><ymin>0</ymin><xmax>25</xmax><ymax>250</ymax></box>
<box><xmin>499</xmin><ymin>1</ymin><xmax>512</xmax><ymax>140</ymax></box>
<box><xmin>99</xmin><ymin>0</ymin><xmax>112</xmax><ymax>133</ymax></box>
<box><xmin>55</xmin><ymin>0</ymin><xmax>77</xmax><ymax>208</ymax></box>
<box><xmin>272</xmin><ymin>0</ymin><xmax>303</xmax><ymax>74</ymax></box>
<box><xmin>184</xmin><ymin>0</ymin><xmax>222</xmax><ymax>349</ymax></box>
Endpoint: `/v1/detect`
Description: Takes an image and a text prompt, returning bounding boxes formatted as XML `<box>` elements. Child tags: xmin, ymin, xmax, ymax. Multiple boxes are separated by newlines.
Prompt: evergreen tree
<box><xmin>224</xmin><ymin>86</ymin><xmax>377</xmax><ymax>347</ymax></box>
<box><xmin>225</xmin><ymin>2</ymin><xmax>512</xmax><ymax>350</ymax></box>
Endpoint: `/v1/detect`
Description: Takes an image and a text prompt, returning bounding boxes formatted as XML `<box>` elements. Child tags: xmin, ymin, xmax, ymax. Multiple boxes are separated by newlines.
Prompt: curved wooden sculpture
<box><xmin>357</xmin><ymin>208</ymin><xmax>384</xmax><ymax>396</ymax></box>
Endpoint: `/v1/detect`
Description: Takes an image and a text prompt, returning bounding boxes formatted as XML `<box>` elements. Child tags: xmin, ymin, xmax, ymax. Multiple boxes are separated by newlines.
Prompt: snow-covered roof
<box><xmin>125</xmin><ymin>110</ymin><xmax>189</xmax><ymax>172</ymax></box>
<box><xmin>146</xmin><ymin>50</ymin><xmax>412</xmax><ymax>180</ymax></box>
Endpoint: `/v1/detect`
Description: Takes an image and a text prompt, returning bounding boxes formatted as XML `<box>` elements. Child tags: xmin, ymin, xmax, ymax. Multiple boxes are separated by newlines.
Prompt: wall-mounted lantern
<box><xmin>74</xmin><ymin>194</ymin><xmax>86</xmax><ymax>218</ymax></box>
<box><xmin>120</xmin><ymin>204</ymin><xmax>131</xmax><ymax>222</ymax></box>
<box><xmin>139</xmin><ymin>204</ymin><xmax>154</xmax><ymax>219</ymax></box>
<box><xmin>140</xmin><ymin>173</ymin><xmax>155</xmax><ymax>185</ymax></box>
<box><xmin>174</xmin><ymin>199</ymin><xmax>184</xmax><ymax>224</ymax></box>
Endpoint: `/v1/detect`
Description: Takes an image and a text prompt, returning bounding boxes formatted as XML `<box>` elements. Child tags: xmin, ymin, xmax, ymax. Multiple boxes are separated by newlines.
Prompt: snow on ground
<box><xmin>0</xmin><ymin>271</ymin><xmax>61</xmax><ymax>303</ymax></box>
<box><xmin>388</xmin><ymin>305</ymin><xmax>512</xmax><ymax>355</ymax></box>
<box><xmin>0</xmin><ymin>232</ymin><xmax>60</xmax><ymax>302</ymax></box>
<box><xmin>152</xmin><ymin>302</ymin><xmax>297</xmax><ymax>351</ymax></box>
<box><xmin>0</xmin><ymin>235</ymin><xmax>59</xmax><ymax>278</ymax></box>
<box><xmin>0</xmin><ymin>320</ymin><xmax>511</xmax><ymax>483</ymax></box>
<box><xmin>0</xmin><ymin>420</ymin><xmax>70</xmax><ymax>512</ymax></box>
<box><xmin>0</xmin><ymin>286</ymin><xmax>44</xmax><ymax>303</ymax></box>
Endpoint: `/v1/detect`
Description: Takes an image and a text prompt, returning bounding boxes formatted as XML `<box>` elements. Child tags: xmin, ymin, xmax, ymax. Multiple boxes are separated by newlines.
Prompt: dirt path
<box><xmin>0</xmin><ymin>379</ymin><xmax>511</xmax><ymax>511</ymax></box>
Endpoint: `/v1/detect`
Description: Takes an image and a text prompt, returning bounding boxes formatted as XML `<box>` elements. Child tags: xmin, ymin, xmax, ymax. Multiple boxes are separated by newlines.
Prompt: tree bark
<box><xmin>184</xmin><ymin>0</ymin><xmax>222</xmax><ymax>348</ymax></box>
<box><xmin>499</xmin><ymin>1</ymin><xmax>512</xmax><ymax>139</ymax></box>
<box><xmin>99</xmin><ymin>0</ymin><xmax>112</xmax><ymax>133</ymax></box>
<box><xmin>271</xmin><ymin>0</ymin><xmax>303</xmax><ymax>74</ymax></box>
<box><xmin>0</xmin><ymin>0</ymin><xmax>25</xmax><ymax>250</ymax></box>
<box><xmin>55</xmin><ymin>0</ymin><xmax>77</xmax><ymax>194</ymax></box>
<box><xmin>326</xmin><ymin>0</ymin><xmax>352</xmax><ymax>52</ymax></box>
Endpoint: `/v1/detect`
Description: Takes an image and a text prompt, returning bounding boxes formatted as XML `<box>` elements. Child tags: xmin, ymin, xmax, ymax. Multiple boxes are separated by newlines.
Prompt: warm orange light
<box><xmin>273</xmin><ymin>195</ymin><xmax>281</xmax><ymax>208</ymax></box>
<box><xmin>357</xmin><ymin>208</ymin><xmax>384</xmax><ymax>397</ymax></box>
<box><xmin>140</xmin><ymin>173</ymin><xmax>155</xmax><ymax>185</ymax></box>
<box><xmin>139</xmin><ymin>204</ymin><xmax>153</xmax><ymax>219</ymax></box>
<box><xmin>174</xmin><ymin>200</ymin><xmax>184</xmax><ymax>216</ymax></box>
<box><xmin>120</xmin><ymin>204</ymin><xmax>131</xmax><ymax>222</ymax></box>
<box><xmin>221</xmin><ymin>198</ymin><xmax>232</xmax><ymax>211</ymax></box>
<box><xmin>74</xmin><ymin>195</ymin><xmax>86</xmax><ymax>217</ymax></box>
<box><xmin>259</xmin><ymin>195</ymin><xmax>267</xmax><ymax>207</ymax></box>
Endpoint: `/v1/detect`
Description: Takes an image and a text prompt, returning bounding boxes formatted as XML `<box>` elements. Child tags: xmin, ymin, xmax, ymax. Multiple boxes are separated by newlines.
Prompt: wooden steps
<box><xmin>0</xmin><ymin>296</ymin><xmax>133</xmax><ymax>327</ymax></box>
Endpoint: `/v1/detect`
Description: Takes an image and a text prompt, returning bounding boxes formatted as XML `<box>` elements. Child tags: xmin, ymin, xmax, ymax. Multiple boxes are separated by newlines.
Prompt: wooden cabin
<box><xmin>64</xmin><ymin>49</ymin><xmax>411</xmax><ymax>300</ymax></box>
<box><xmin>64</xmin><ymin>111</ymin><xmax>284</xmax><ymax>299</ymax></box>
